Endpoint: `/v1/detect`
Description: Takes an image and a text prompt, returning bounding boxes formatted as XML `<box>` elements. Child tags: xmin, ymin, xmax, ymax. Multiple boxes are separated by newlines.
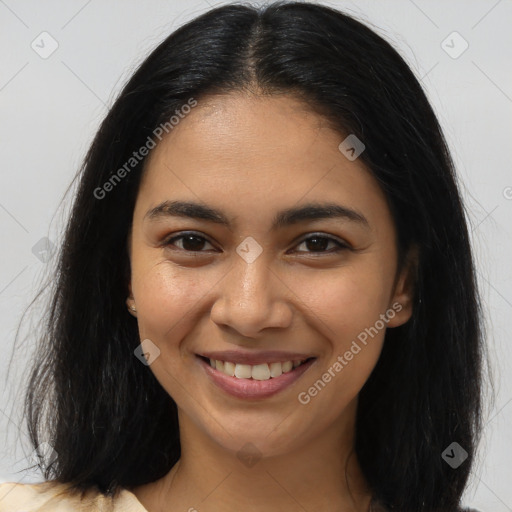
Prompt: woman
<box><xmin>0</xmin><ymin>2</ymin><xmax>487</xmax><ymax>511</ymax></box>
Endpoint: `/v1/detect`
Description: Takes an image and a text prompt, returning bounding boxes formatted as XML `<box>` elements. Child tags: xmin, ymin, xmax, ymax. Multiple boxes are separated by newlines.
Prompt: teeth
<box><xmin>252</xmin><ymin>363</ymin><xmax>271</xmax><ymax>380</ymax></box>
<box><xmin>269</xmin><ymin>362</ymin><xmax>282</xmax><ymax>378</ymax></box>
<box><xmin>206</xmin><ymin>358</ymin><xmax>308</xmax><ymax>380</ymax></box>
<box><xmin>224</xmin><ymin>361</ymin><xmax>236</xmax><ymax>377</ymax></box>
<box><xmin>234</xmin><ymin>364</ymin><xmax>252</xmax><ymax>379</ymax></box>
<box><xmin>282</xmin><ymin>361</ymin><xmax>293</xmax><ymax>373</ymax></box>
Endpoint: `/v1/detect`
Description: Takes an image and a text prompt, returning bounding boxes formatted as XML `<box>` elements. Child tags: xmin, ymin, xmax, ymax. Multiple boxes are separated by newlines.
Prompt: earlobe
<box><xmin>126</xmin><ymin>282</ymin><xmax>137</xmax><ymax>317</ymax></box>
<box><xmin>126</xmin><ymin>296</ymin><xmax>137</xmax><ymax>317</ymax></box>
<box><xmin>387</xmin><ymin>246</ymin><xmax>419</xmax><ymax>328</ymax></box>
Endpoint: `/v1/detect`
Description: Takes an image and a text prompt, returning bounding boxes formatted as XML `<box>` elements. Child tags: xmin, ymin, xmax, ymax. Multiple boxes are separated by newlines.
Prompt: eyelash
<box><xmin>162</xmin><ymin>231</ymin><xmax>350</xmax><ymax>255</ymax></box>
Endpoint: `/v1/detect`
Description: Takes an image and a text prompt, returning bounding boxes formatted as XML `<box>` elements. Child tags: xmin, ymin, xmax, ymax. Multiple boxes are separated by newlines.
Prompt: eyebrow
<box><xmin>144</xmin><ymin>200</ymin><xmax>370</xmax><ymax>230</ymax></box>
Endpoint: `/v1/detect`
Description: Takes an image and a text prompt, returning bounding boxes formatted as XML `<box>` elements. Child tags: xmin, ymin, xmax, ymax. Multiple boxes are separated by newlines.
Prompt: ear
<box><xmin>126</xmin><ymin>291</ymin><xmax>137</xmax><ymax>318</ymax></box>
<box><xmin>386</xmin><ymin>245</ymin><xmax>418</xmax><ymax>328</ymax></box>
<box><xmin>125</xmin><ymin>232</ymin><xmax>137</xmax><ymax>317</ymax></box>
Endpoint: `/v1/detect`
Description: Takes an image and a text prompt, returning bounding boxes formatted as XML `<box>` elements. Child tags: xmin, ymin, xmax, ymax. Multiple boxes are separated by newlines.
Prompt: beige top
<box><xmin>0</xmin><ymin>480</ymin><xmax>482</xmax><ymax>512</ymax></box>
<box><xmin>0</xmin><ymin>480</ymin><xmax>148</xmax><ymax>512</ymax></box>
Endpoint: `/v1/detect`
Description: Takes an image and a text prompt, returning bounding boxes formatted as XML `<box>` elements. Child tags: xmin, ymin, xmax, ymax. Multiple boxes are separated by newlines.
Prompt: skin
<box><xmin>127</xmin><ymin>91</ymin><xmax>416</xmax><ymax>512</ymax></box>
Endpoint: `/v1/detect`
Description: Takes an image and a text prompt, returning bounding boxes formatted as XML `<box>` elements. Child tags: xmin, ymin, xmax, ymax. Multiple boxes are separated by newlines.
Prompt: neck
<box><xmin>132</xmin><ymin>398</ymin><xmax>372</xmax><ymax>512</ymax></box>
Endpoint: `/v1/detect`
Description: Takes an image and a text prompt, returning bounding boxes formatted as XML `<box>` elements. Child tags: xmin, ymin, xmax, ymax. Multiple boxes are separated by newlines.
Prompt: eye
<box><xmin>292</xmin><ymin>234</ymin><xmax>350</xmax><ymax>255</ymax></box>
<box><xmin>163</xmin><ymin>232</ymin><xmax>216</xmax><ymax>252</ymax></box>
<box><xmin>163</xmin><ymin>231</ymin><xmax>350</xmax><ymax>255</ymax></box>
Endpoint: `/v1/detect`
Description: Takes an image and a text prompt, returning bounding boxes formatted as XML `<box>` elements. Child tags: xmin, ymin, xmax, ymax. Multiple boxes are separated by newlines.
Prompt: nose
<box><xmin>209</xmin><ymin>256</ymin><xmax>293</xmax><ymax>338</ymax></box>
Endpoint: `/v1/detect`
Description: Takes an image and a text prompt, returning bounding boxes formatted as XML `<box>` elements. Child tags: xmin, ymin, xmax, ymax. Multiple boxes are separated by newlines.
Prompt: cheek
<box><xmin>291</xmin><ymin>263</ymin><xmax>392</xmax><ymax>398</ymax></box>
<box><xmin>130</xmin><ymin>261</ymin><xmax>209</xmax><ymax>360</ymax></box>
<box><xmin>130</xmin><ymin>263</ymin><xmax>214</xmax><ymax>402</ymax></box>
<box><xmin>132</xmin><ymin>257</ymin><xmax>210</xmax><ymax>322</ymax></box>
<box><xmin>299</xmin><ymin>261</ymin><xmax>394</xmax><ymax>340</ymax></box>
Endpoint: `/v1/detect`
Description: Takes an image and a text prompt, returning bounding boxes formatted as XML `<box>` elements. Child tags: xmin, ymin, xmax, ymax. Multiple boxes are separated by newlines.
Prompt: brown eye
<box><xmin>164</xmin><ymin>233</ymin><xmax>215</xmax><ymax>252</ymax></box>
<box><xmin>162</xmin><ymin>232</ymin><xmax>350</xmax><ymax>255</ymax></box>
<box><xmin>294</xmin><ymin>234</ymin><xmax>349</xmax><ymax>254</ymax></box>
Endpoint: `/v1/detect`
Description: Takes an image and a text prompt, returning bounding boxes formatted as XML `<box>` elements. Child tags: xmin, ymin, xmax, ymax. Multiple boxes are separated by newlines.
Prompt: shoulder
<box><xmin>371</xmin><ymin>502</ymin><xmax>483</xmax><ymax>512</ymax></box>
<box><xmin>0</xmin><ymin>480</ymin><xmax>147</xmax><ymax>512</ymax></box>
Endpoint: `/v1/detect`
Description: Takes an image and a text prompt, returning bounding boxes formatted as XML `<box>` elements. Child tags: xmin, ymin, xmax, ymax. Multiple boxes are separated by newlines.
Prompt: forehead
<box><xmin>144</xmin><ymin>93</ymin><xmax>337</xmax><ymax>176</ymax></box>
<box><xmin>137</xmin><ymin>92</ymin><xmax>392</xmax><ymax>233</ymax></box>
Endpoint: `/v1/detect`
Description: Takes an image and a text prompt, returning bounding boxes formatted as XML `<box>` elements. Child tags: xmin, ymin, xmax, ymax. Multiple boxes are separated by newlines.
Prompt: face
<box><xmin>127</xmin><ymin>92</ymin><xmax>415</xmax><ymax>458</ymax></box>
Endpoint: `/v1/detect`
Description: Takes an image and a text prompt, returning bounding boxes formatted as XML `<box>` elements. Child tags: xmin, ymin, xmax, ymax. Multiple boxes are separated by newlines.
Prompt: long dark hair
<box><xmin>18</xmin><ymin>2</ymin><xmax>488</xmax><ymax>510</ymax></box>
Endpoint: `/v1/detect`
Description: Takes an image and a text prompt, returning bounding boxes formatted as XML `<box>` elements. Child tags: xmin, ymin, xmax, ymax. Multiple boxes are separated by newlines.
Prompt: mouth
<box><xmin>196</xmin><ymin>354</ymin><xmax>317</xmax><ymax>400</ymax></box>
<box><xmin>198</xmin><ymin>355</ymin><xmax>314</xmax><ymax>379</ymax></box>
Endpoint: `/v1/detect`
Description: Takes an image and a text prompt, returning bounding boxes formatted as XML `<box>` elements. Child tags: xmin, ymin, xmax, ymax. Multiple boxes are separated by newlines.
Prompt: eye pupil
<box><xmin>167</xmin><ymin>233</ymin><xmax>345</xmax><ymax>255</ymax></box>
<box><xmin>305</xmin><ymin>236</ymin><xmax>329</xmax><ymax>252</ymax></box>
<box><xmin>182</xmin><ymin>235</ymin><xmax>206</xmax><ymax>251</ymax></box>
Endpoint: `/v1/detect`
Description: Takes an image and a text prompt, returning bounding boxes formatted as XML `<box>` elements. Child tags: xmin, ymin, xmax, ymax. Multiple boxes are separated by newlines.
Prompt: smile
<box><xmin>197</xmin><ymin>355</ymin><xmax>316</xmax><ymax>400</ymax></box>
<box><xmin>207</xmin><ymin>358</ymin><xmax>309</xmax><ymax>380</ymax></box>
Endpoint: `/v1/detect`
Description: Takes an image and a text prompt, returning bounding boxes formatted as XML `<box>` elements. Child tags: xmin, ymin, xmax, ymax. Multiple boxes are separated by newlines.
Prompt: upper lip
<box><xmin>198</xmin><ymin>350</ymin><xmax>315</xmax><ymax>365</ymax></box>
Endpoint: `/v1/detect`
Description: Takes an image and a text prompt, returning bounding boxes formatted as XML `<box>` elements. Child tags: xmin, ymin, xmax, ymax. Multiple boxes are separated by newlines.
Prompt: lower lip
<box><xmin>198</xmin><ymin>356</ymin><xmax>316</xmax><ymax>400</ymax></box>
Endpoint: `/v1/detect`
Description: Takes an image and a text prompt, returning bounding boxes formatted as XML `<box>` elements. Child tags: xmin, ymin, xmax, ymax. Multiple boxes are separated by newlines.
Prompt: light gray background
<box><xmin>1</xmin><ymin>0</ymin><xmax>511</xmax><ymax>510</ymax></box>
